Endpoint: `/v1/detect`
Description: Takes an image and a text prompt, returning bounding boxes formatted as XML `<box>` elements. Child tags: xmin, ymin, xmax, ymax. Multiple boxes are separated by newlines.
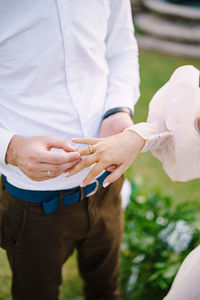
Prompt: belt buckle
<box><xmin>86</xmin><ymin>179</ymin><xmax>99</xmax><ymax>198</ymax></box>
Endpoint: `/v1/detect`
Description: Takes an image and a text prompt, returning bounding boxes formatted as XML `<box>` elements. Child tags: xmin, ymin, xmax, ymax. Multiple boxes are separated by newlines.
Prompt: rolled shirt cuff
<box><xmin>102</xmin><ymin>106</ymin><xmax>133</xmax><ymax>121</ymax></box>
<box><xmin>0</xmin><ymin>128</ymin><xmax>15</xmax><ymax>166</ymax></box>
<box><xmin>103</xmin><ymin>93</ymin><xmax>138</xmax><ymax>116</ymax></box>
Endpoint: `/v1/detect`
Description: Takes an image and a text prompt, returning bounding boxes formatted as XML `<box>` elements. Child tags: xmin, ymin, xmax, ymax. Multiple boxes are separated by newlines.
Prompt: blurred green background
<box><xmin>0</xmin><ymin>51</ymin><xmax>200</xmax><ymax>299</ymax></box>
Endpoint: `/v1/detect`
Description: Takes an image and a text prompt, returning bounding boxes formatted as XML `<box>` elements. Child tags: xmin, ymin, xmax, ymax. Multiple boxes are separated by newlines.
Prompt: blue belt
<box><xmin>2</xmin><ymin>172</ymin><xmax>109</xmax><ymax>215</ymax></box>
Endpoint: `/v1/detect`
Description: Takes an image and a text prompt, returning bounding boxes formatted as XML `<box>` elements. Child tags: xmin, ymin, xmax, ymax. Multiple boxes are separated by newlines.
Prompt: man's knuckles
<box><xmin>27</xmin><ymin>151</ymin><xmax>38</xmax><ymax>161</ymax></box>
<box><xmin>26</xmin><ymin>162</ymin><xmax>37</xmax><ymax>173</ymax></box>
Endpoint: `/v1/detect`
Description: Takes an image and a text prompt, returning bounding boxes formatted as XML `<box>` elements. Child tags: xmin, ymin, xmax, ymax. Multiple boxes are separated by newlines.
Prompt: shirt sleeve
<box><xmin>104</xmin><ymin>0</ymin><xmax>140</xmax><ymax>114</ymax></box>
<box><xmin>0</xmin><ymin>128</ymin><xmax>15</xmax><ymax>166</ymax></box>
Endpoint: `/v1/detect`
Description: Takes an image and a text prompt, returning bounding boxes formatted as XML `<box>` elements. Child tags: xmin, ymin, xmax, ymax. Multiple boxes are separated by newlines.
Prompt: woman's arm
<box><xmin>67</xmin><ymin>119</ymin><xmax>171</xmax><ymax>187</ymax></box>
<box><xmin>68</xmin><ymin>65</ymin><xmax>200</xmax><ymax>186</ymax></box>
<box><xmin>67</xmin><ymin>130</ymin><xmax>145</xmax><ymax>187</ymax></box>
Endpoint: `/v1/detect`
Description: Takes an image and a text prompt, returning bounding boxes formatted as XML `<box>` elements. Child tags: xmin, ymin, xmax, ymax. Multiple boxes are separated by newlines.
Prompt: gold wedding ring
<box><xmin>88</xmin><ymin>145</ymin><xmax>94</xmax><ymax>154</ymax></box>
<box><xmin>47</xmin><ymin>171</ymin><xmax>51</xmax><ymax>178</ymax></box>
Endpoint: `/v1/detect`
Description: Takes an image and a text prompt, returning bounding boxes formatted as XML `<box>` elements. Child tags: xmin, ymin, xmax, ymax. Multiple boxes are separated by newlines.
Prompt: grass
<box><xmin>0</xmin><ymin>251</ymin><xmax>11</xmax><ymax>300</ymax></box>
<box><xmin>0</xmin><ymin>51</ymin><xmax>200</xmax><ymax>299</ymax></box>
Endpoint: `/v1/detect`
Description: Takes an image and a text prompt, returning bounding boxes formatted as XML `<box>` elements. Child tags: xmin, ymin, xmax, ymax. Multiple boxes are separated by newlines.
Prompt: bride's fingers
<box><xmin>66</xmin><ymin>155</ymin><xmax>97</xmax><ymax>177</ymax></box>
<box><xmin>72</xmin><ymin>138</ymin><xmax>99</xmax><ymax>145</ymax></box>
<box><xmin>78</xmin><ymin>145</ymin><xmax>97</xmax><ymax>156</ymax></box>
<box><xmin>103</xmin><ymin>162</ymin><xmax>129</xmax><ymax>186</ymax></box>
<box><xmin>82</xmin><ymin>163</ymin><xmax>105</xmax><ymax>187</ymax></box>
<box><xmin>105</xmin><ymin>165</ymin><xmax>117</xmax><ymax>172</ymax></box>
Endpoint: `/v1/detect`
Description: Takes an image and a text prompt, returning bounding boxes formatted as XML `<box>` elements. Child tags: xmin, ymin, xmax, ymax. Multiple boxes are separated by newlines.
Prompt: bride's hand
<box><xmin>67</xmin><ymin>130</ymin><xmax>145</xmax><ymax>187</ymax></box>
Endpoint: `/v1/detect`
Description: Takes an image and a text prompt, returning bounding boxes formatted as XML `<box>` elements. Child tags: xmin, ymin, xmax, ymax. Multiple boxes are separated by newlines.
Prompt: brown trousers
<box><xmin>0</xmin><ymin>177</ymin><xmax>124</xmax><ymax>300</ymax></box>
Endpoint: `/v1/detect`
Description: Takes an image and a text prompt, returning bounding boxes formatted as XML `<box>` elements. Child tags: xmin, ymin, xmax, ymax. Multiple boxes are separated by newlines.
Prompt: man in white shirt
<box><xmin>0</xmin><ymin>0</ymin><xmax>140</xmax><ymax>299</ymax></box>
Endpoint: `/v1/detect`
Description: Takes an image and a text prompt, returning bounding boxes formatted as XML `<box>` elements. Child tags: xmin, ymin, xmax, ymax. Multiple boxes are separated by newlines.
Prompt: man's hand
<box><xmin>6</xmin><ymin>135</ymin><xmax>81</xmax><ymax>181</ymax></box>
<box><xmin>99</xmin><ymin>112</ymin><xmax>133</xmax><ymax>138</ymax></box>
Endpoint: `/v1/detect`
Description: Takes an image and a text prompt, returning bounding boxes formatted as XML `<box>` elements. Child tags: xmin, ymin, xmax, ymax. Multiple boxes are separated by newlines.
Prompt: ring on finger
<box><xmin>88</xmin><ymin>145</ymin><xmax>94</xmax><ymax>154</ymax></box>
<box><xmin>47</xmin><ymin>170</ymin><xmax>51</xmax><ymax>178</ymax></box>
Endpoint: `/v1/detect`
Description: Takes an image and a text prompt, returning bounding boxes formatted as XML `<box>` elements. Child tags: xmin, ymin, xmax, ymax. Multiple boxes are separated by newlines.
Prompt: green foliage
<box><xmin>121</xmin><ymin>182</ymin><xmax>200</xmax><ymax>300</ymax></box>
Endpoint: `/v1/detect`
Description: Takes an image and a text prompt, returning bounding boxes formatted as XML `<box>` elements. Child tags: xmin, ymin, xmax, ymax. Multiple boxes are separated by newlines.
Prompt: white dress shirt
<box><xmin>127</xmin><ymin>65</ymin><xmax>200</xmax><ymax>182</ymax></box>
<box><xmin>0</xmin><ymin>0</ymin><xmax>140</xmax><ymax>190</ymax></box>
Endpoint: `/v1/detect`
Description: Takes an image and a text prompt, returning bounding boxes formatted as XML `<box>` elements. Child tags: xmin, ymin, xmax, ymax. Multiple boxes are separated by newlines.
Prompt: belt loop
<box><xmin>59</xmin><ymin>190</ymin><xmax>64</xmax><ymax>208</ymax></box>
<box><xmin>80</xmin><ymin>187</ymin><xmax>85</xmax><ymax>201</ymax></box>
<box><xmin>1</xmin><ymin>175</ymin><xmax>5</xmax><ymax>191</ymax></box>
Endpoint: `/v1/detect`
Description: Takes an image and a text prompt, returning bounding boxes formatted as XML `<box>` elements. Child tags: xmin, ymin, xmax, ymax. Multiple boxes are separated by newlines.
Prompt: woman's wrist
<box><xmin>124</xmin><ymin>128</ymin><xmax>146</xmax><ymax>152</ymax></box>
<box><xmin>125</xmin><ymin>122</ymin><xmax>172</xmax><ymax>153</ymax></box>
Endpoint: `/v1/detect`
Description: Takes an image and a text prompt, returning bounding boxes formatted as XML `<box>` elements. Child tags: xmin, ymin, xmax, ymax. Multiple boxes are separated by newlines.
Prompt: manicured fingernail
<box><xmin>103</xmin><ymin>182</ymin><xmax>110</xmax><ymax>188</ymax></box>
<box><xmin>65</xmin><ymin>172</ymin><xmax>71</xmax><ymax>177</ymax></box>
